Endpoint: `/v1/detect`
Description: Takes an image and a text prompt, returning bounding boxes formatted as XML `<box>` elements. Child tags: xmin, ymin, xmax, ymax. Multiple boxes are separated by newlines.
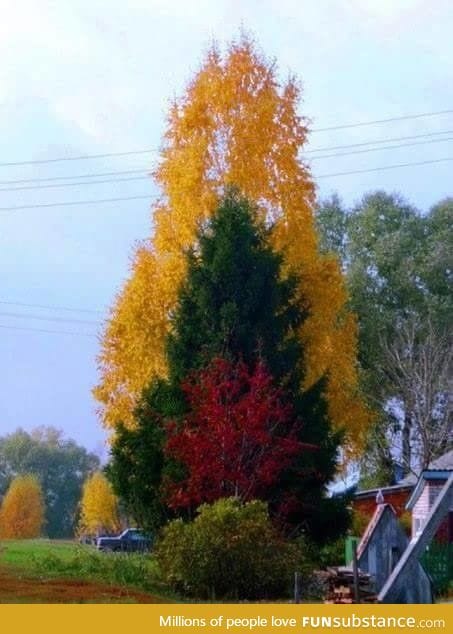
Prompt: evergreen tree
<box><xmin>106</xmin><ymin>381</ymin><xmax>178</xmax><ymax>532</ymax></box>
<box><xmin>108</xmin><ymin>192</ymin><xmax>348</xmax><ymax>542</ymax></box>
<box><xmin>166</xmin><ymin>191</ymin><xmax>303</xmax><ymax>393</ymax></box>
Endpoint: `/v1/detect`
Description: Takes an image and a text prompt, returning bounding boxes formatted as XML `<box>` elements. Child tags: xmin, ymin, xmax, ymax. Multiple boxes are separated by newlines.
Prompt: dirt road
<box><xmin>0</xmin><ymin>566</ymin><xmax>164</xmax><ymax>603</ymax></box>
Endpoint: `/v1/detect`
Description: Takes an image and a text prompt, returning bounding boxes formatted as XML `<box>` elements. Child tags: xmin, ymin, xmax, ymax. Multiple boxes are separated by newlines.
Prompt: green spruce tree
<box><xmin>108</xmin><ymin>190</ymin><xmax>349</xmax><ymax>541</ymax></box>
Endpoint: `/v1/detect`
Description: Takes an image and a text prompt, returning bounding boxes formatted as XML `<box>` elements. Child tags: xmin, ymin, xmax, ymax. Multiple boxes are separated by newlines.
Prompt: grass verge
<box><xmin>0</xmin><ymin>539</ymin><xmax>177</xmax><ymax>603</ymax></box>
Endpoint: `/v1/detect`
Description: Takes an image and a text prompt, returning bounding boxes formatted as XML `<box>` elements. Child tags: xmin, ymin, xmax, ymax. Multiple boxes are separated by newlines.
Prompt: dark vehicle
<box><xmin>96</xmin><ymin>528</ymin><xmax>153</xmax><ymax>553</ymax></box>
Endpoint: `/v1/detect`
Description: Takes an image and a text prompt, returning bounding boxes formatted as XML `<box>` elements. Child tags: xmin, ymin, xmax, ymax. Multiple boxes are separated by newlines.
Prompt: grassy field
<box><xmin>0</xmin><ymin>539</ymin><xmax>174</xmax><ymax>603</ymax></box>
<box><xmin>1</xmin><ymin>539</ymin><xmax>78</xmax><ymax>566</ymax></box>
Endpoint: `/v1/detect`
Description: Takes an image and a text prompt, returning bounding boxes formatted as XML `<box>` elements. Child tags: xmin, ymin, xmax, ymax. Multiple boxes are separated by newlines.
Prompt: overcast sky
<box><xmin>1</xmin><ymin>0</ymin><xmax>452</xmax><ymax>455</ymax></box>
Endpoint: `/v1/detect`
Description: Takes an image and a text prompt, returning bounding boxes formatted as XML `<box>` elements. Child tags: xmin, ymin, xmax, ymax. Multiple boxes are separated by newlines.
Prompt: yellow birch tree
<box><xmin>94</xmin><ymin>36</ymin><xmax>371</xmax><ymax>454</ymax></box>
<box><xmin>0</xmin><ymin>474</ymin><xmax>45</xmax><ymax>539</ymax></box>
<box><xmin>78</xmin><ymin>472</ymin><xmax>119</xmax><ymax>537</ymax></box>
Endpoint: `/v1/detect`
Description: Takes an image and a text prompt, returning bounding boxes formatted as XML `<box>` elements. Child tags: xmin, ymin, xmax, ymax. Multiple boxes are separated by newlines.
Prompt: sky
<box><xmin>1</xmin><ymin>0</ymin><xmax>452</xmax><ymax>456</ymax></box>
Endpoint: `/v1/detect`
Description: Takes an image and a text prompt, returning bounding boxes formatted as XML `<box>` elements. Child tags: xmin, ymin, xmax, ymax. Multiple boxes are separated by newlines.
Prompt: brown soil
<box><xmin>0</xmin><ymin>566</ymin><xmax>166</xmax><ymax>603</ymax></box>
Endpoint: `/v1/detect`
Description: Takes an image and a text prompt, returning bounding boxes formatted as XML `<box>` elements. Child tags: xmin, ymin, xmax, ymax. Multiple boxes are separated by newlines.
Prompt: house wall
<box><xmin>412</xmin><ymin>485</ymin><xmax>430</xmax><ymax>537</ymax></box>
<box><xmin>353</xmin><ymin>489</ymin><xmax>411</xmax><ymax>520</ymax></box>
<box><xmin>379</xmin><ymin>474</ymin><xmax>453</xmax><ymax>604</ymax></box>
<box><xmin>412</xmin><ymin>480</ymin><xmax>452</xmax><ymax>540</ymax></box>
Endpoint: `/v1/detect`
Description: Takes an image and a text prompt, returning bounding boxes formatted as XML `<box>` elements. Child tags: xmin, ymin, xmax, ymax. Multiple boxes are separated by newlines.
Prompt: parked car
<box><xmin>96</xmin><ymin>528</ymin><xmax>153</xmax><ymax>553</ymax></box>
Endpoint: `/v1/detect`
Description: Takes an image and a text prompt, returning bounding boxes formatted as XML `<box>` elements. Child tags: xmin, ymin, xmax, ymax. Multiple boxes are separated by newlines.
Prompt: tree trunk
<box><xmin>401</xmin><ymin>410</ymin><xmax>412</xmax><ymax>476</ymax></box>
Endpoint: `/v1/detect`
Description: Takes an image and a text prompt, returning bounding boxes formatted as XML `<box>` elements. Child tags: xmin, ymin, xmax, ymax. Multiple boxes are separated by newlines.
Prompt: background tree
<box><xmin>0</xmin><ymin>474</ymin><xmax>45</xmax><ymax>539</ymax></box>
<box><xmin>315</xmin><ymin>192</ymin><xmax>348</xmax><ymax>265</ymax></box>
<box><xmin>78</xmin><ymin>472</ymin><xmax>119</xmax><ymax>537</ymax></box>
<box><xmin>315</xmin><ymin>193</ymin><xmax>453</xmax><ymax>483</ymax></box>
<box><xmin>0</xmin><ymin>427</ymin><xmax>99</xmax><ymax>537</ymax></box>
<box><xmin>94</xmin><ymin>36</ymin><xmax>370</xmax><ymax>456</ymax></box>
<box><xmin>381</xmin><ymin>317</ymin><xmax>452</xmax><ymax>473</ymax></box>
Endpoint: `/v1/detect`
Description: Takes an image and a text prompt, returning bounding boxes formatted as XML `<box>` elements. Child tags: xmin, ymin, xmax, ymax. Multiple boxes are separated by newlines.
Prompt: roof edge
<box><xmin>406</xmin><ymin>470</ymin><xmax>453</xmax><ymax>510</ymax></box>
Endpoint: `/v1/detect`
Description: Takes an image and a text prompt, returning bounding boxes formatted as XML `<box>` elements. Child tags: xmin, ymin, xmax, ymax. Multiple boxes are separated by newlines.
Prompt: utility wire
<box><xmin>0</xmin><ymin>194</ymin><xmax>152</xmax><ymax>212</ymax></box>
<box><xmin>0</xmin><ymin>127</ymin><xmax>452</xmax><ymax>183</ymax></box>
<box><xmin>0</xmin><ymin>324</ymin><xmax>97</xmax><ymax>338</ymax></box>
<box><xmin>1</xmin><ymin>130</ymin><xmax>451</xmax><ymax>184</ymax></box>
<box><xmin>0</xmin><ymin>300</ymin><xmax>104</xmax><ymax>315</ymax></box>
<box><xmin>0</xmin><ymin>148</ymin><xmax>157</xmax><ymax>167</ymax></box>
<box><xmin>311</xmin><ymin>108</ymin><xmax>453</xmax><ymax>132</ymax></box>
<box><xmin>0</xmin><ymin>175</ymin><xmax>150</xmax><ymax>192</ymax></box>
<box><xmin>316</xmin><ymin>156</ymin><xmax>453</xmax><ymax>179</ymax></box>
<box><xmin>304</xmin><ymin>129</ymin><xmax>453</xmax><ymax>153</ymax></box>
<box><xmin>0</xmin><ymin>168</ymin><xmax>148</xmax><ymax>185</ymax></box>
<box><xmin>1</xmin><ymin>135</ymin><xmax>452</xmax><ymax>193</ymax></box>
<box><xmin>1</xmin><ymin>156</ymin><xmax>452</xmax><ymax>212</ymax></box>
<box><xmin>309</xmin><ymin>136</ymin><xmax>453</xmax><ymax>161</ymax></box>
<box><xmin>2</xmin><ymin>134</ymin><xmax>453</xmax><ymax>191</ymax></box>
<box><xmin>0</xmin><ymin>311</ymin><xmax>101</xmax><ymax>326</ymax></box>
<box><xmin>1</xmin><ymin>109</ymin><xmax>452</xmax><ymax>167</ymax></box>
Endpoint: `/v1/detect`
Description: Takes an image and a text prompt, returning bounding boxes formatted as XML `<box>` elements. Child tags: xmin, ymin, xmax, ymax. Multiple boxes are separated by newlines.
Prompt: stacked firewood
<box><xmin>324</xmin><ymin>566</ymin><xmax>378</xmax><ymax>603</ymax></box>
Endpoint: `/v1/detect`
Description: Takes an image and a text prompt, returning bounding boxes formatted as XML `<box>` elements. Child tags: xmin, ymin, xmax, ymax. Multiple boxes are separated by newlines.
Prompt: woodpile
<box><xmin>324</xmin><ymin>566</ymin><xmax>378</xmax><ymax>603</ymax></box>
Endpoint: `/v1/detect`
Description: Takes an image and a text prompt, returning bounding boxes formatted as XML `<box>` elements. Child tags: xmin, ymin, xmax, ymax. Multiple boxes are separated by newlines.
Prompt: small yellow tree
<box><xmin>78</xmin><ymin>472</ymin><xmax>119</xmax><ymax>536</ymax></box>
<box><xmin>0</xmin><ymin>474</ymin><xmax>45</xmax><ymax>539</ymax></box>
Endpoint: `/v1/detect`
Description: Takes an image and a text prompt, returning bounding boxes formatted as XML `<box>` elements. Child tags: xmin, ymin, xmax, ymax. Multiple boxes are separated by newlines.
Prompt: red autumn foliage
<box><xmin>165</xmin><ymin>357</ymin><xmax>312</xmax><ymax>509</ymax></box>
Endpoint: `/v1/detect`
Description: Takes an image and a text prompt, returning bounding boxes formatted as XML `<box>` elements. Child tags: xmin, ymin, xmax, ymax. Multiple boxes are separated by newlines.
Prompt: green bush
<box><xmin>314</xmin><ymin>537</ymin><xmax>345</xmax><ymax>568</ymax></box>
<box><xmin>155</xmin><ymin>497</ymin><xmax>310</xmax><ymax>600</ymax></box>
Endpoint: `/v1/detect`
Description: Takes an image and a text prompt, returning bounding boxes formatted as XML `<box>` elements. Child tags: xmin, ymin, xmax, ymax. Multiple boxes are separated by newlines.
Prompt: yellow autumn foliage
<box><xmin>0</xmin><ymin>474</ymin><xmax>45</xmax><ymax>539</ymax></box>
<box><xmin>94</xmin><ymin>36</ymin><xmax>371</xmax><ymax>454</ymax></box>
<box><xmin>78</xmin><ymin>472</ymin><xmax>119</xmax><ymax>537</ymax></box>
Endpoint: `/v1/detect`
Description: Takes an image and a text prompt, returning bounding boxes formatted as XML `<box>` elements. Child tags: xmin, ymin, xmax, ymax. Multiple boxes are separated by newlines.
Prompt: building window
<box><xmin>413</xmin><ymin>517</ymin><xmax>423</xmax><ymax>538</ymax></box>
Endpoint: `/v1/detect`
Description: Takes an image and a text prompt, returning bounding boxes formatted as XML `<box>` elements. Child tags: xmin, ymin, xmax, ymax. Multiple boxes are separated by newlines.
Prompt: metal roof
<box><xmin>406</xmin><ymin>469</ymin><xmax>453</xmax><ymax>510</ymax></box>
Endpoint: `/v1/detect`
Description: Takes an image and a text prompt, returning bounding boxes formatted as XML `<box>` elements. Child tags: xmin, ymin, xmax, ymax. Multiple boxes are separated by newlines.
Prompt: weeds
<box><xmin>29</xmin><ymin>547</ymin><xmax>164</xmax><ymax>594</ymax></box>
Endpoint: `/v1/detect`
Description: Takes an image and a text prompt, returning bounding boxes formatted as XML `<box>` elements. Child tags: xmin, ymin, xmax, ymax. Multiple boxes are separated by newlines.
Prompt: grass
<box><xmin>1</xmin><ymin>539</ymin><xmax>79</xmax><ymax>566</ymax></box>
<box><xmin>0</xmin><ymin>539</ymin><xmax>176</xmax><ymax>604</ymax></box>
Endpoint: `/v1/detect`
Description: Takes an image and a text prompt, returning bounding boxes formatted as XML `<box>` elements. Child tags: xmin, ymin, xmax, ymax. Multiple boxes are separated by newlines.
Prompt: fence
<box><xmin>421</xmin><ymin>542</ymin><xmax>453</xmax><ymax>596</ymax></box>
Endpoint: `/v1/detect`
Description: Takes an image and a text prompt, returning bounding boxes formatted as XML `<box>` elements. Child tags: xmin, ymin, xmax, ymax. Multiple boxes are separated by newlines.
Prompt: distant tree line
<box><xmin>0</xmin><ymin>427</ymin><xmax>99</xmax><ymax>537</ymax></box>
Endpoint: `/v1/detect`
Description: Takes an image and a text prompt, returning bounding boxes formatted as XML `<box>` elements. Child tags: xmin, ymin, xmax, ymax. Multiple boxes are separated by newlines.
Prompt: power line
<box><xmin>1</xmin><ymin>129</ymin><xmax>452</xmax><ymax>186</ymax></box>
<box><xmin>305</xmin><ymin>129</ymin><xmax>453</xmax><ymax>153</ymax></box>
<box><xmin>1</xmin><ymin>109</ymin><xmax>452</xmax><ymax>167</ymax></box>
<box><xmin>0</xmin><ymin>300</ymin><xmax>104</xmax><ymax>315</ymax></box>
<box><xmin>310</xmin><ymin>136</ymin><xmax>453</xmax><ymax>161</ymax></box>
<box><xmin>316</xmin><ymin>156</ymin><xmax>453</xmax><ymax>179</ymax></box>
<box><xmin>0</xmin><ymin>324</ymin><xmax>97</xmax><ymax>338</ymax></box>
<box><xmin>311</xmin><ymin>108</ymin><xmax>453</xmax><ymax>133</ymax></box>
<box><xmin>0</xmin><ymin>194</ymin><xmax>153</xmax><ymax>212</ymax></box>
<box><xmin>0</xmin><ymin>175</ymin><xmax>150</xmax><ymax>192</ymax></box>
<box><xmin>0</xmin><ymin>148</ymin><xmax>158</xmax><ymax>167</ymax></box>
<box><xmin>0</xmin><ymin>168</ymin><xmax>148</xmax><ymax>185</ymax></box>
<box><xmin>0</xmin><ymin>311</ymin><xmax>101</xmax><ymax>326</ymax></box>
<box><xmin>1</xmin><ymin>156</ymin><xmax>452</xmax><ymax>212</ymax></box>
<box><xmin>3</xmin><ymin>132</ymin><xmax>453</xmax><ymax>192</ymax></box>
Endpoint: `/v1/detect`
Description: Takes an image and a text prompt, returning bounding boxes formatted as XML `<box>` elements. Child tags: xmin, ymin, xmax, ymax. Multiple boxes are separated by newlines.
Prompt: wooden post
<box><xmin>352</xmin><ymin>541</ymin><xmax>360</xmax><ymax>603</ymax></box>
<box><xmin>294</xmin><ymin>571</ymin><xmax>301</xmax><ymax>604</ymax></box>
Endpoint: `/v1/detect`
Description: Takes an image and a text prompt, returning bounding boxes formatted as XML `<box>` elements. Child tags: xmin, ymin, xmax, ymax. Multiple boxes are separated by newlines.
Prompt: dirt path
<box><xmin>0</xmin><ymin>566</ymin><xmax>166</xmax><ymax>603</ymax></box>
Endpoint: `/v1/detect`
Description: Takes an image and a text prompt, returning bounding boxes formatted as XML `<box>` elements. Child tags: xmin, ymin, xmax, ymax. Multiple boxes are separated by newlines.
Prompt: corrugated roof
<box><xmin>359</xmin><ymin>450</ymin><xmax>453</xmax><ymax>492</ymax></box>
